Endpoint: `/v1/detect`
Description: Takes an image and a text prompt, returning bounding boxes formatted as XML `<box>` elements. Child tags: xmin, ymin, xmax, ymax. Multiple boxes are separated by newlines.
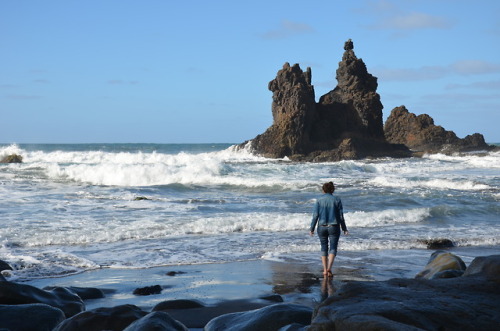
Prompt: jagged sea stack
<box><xmin>243</xmin><ymin>39</ymin><xmax>410</xmax><ymax>161</ymax></box>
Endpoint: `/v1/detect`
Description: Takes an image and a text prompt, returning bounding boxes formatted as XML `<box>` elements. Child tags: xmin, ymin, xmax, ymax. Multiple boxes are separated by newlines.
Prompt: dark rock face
<box><xmin>0</xmin><ymin>154</ymin><xmax>23</xmax><ymax>163</ymax></box>
<box><xmin>0</xmin><ymin>303</ymin><xmax>66</xmax><ymax>331</ymax></box>
<box><xmin>0</xmin><ymin>282</ymin><xmax>84</xmax><ymax>317</ymax></box>
<box><xmin>243</xmin><ymin>40</ymin><xmax>411</xmax><ymax>161</ymax></box>
<box><xmin>123</xmin><ymin>311</ymin><xmax>189</xmax><ymax>331</ymax></box>
<box><xmin>415</xmin><ymin>251</ymin><xmax>466</xmax><ymax>279</ymax></box>
<box><xmin>385</xmin><ymin>105</ymin><xmax>493</xmax><ymax>153</ymax></box>
<box><xmin>244</xmin><ymin>40</ymin><xmax>493</xmax><ymax>161</ymax></box>
<box><xmin>133</xmin><ymin>284</ymin><xmax>162</xmax><ymax>296</ymax></box>
<box><xmin>53</xmin><ymin>304</ymin><xmax>148</xmax><ymax>331</ymax></box>
<box><xmin>250</xmin><ymin>62</ymin><xmax>317</xmax><ymax>158</ymax></box>
<box><xmin>44</xmin><ymin>286</ymin><xmax>105</xmax><ymax>300</ymax></box>
<box><xmin>204</xmin><ymin>303</ymin><xmax>312</xmax><ymax>331</ymax></box>
<box><xmin>309</xmin><ymin>255</ymin><xmax>500</xmax><ymax>330</ymax></box>
<box><xmin>0</xmin><ymin>260</ymin><xmax>13</xmax><ymax>272</ymax></box>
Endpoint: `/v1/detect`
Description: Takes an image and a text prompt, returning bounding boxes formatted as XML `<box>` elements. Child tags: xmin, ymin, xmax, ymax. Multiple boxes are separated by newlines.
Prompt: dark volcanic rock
<box><xmin>152</xmin><ymin>299</ymin><xmax>205</xmax><ymax>311</ymax></box>
<box><xmin>419</xmin><ymin>238</ymin><xmax>455</xmax><ymax>249</ymax></box>
<box><xmin>123</xmin><ymin>311</ymin><xmax>189</xmax><ymax>331</ymax></box>
<box><xmin>44</xmin><ymin>286</ymin><xmax>105</xmax><ymax>300</ymax></box>
<box><xmin>53</xmin><ymin>304</ymin><xmax>148</xmax><ymax>331</ymax></box>
<box><xmin>249</xmin><ymin>62</ymin><xmax>317</xmax><ymax>158</ymax></box>
<box><xmin>0</xmin><ymin>303</ymin><xmax>65</xmax><ymax>331</ymax></box>
<box><xmin>415</xmin><ymin>251</ymin><xmax>466</xmax><ymax>279</ymax></box>
<box><xmin>243</xmin><ymin>40</ymin><xmax>411</xmax><ymax>161</ymax></box>
<box><xmin>0</xmin><ymin>154</ymin><xmax>23</xmax><ymax>163</ymax></box>
<box><xmin>204</xmin><ymin>303</ymin><xmax>312</xmax><ymax>331</ymax></box>
<box><xmin>133</xmin><ymin>284</ymin><xmax>162</xmax><ymax>296</ymax></box>
<box><xmin>0</xmin><ymin>260</ymin><xmax>12</xmax><ymax>272</ymax></box>
<box><xmin>385</xmin><ymin>105</ymin><xmax>494</xmax><ymax>153</ymax></box>
<box><xmin>0</xmin><ymin>282</ymin><xmax>84</xmax><ymax>317</ymax></box>
<box><xmin>309</xmin><ymin>254</ymin><xmax>500</xmax><ymax>330</ymax></box>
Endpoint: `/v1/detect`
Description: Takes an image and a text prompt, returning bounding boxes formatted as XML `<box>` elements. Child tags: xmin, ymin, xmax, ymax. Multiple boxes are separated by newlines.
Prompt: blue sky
<box><xmin>2</xmin><ymin>0</ymin><xmax>500</xmax><ymax>143</ymax></box>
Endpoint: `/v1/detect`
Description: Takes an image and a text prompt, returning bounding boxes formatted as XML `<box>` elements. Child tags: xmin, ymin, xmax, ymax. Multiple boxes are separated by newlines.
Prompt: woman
<box><xmin>310</xmin><ymin>181</ymin><xmax>349</xmax><ymax>277</ymax></box>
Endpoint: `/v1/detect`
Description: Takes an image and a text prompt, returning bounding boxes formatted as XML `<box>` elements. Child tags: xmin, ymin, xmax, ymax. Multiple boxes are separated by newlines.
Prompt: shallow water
<box><xmin>1</xmin><ymin>143</ymin><xmax>499</xmax><ymax>281</ymax></box>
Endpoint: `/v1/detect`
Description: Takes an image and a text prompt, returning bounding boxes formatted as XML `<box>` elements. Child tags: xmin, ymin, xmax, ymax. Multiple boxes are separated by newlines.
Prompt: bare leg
<box><xmin>327</xmin><ymin>254</ymin><xmax>335</xmax><ymax>277</ymax></box>
<box><xmin>321</xmin><ymin>256</ymin><xmax>328</xmax><ymax>275</ymax></box>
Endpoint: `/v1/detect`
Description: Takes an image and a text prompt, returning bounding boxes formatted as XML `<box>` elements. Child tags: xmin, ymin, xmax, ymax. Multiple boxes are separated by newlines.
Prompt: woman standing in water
<box><xmin>310</xmin><ymin>181</ymin><xmax>349</xmax><ymax>277</ymax></box>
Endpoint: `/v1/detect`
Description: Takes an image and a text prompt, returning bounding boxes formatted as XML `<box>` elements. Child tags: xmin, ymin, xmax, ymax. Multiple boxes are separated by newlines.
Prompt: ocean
<box><xmin>1</xmin><ymin>143</ymin><xmax>499</xmax><ymax>281</ymax></box>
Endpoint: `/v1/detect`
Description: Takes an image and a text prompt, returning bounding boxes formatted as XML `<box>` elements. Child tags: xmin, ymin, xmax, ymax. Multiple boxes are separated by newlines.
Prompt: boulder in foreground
<box><xmin>205</xmin><ymin>303</ymin><xmax>312</xmax><ymax>331</ymax></box>
<box><xmin>0</xmin><ymin>303</ymin><xmax>65</xmax><ymax>331</ymax></box>
<box><xmin>309</xmin><ymin>255</ymin><xmax>500</xmax><ymax>330</ymax></box>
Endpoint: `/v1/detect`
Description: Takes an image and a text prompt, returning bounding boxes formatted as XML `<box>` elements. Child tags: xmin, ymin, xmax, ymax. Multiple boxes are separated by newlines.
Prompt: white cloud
<box><xmin>446</xmin><ymin>80</ymin><xmax>500</xmax><ymax>90</ymax></box>
<box><xmin>373</xmin><ymin>12</ymin><xmax>453</xmax><ymax>30</ymax></box>
<box><xmin>373</xmin><ymin>60</ymin><xmax>500</xmax><ymax>82</ymax></box>
<box><xmin>260</xmin><ymin>20</ymin><xmax>314</xmax><ymax>40</ymax></box>
<box><xmin>451</xmin><ymin>60</ymin><xmax>500</xmax><ymax>75</ymax></box>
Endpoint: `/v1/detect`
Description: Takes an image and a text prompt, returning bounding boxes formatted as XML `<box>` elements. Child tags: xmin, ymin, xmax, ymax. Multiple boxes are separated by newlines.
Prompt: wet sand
<box><xmin>21</xmin><ymin>247</ymin><xmax>499</xmax><ymax>329</ymax></box>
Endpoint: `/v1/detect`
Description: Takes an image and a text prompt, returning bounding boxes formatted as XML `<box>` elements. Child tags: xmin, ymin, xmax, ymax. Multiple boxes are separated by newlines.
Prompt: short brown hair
<box><xmin>322</xmin><ymin>181</ymin><xmax>335</xmax><ymax>194</ymax></box>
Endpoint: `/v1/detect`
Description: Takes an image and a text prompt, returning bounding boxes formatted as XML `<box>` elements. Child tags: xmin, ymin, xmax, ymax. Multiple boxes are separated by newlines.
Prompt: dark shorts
<box><xmin>317</xmin><ymin>225</ymin><xmax>341</xmax><ymax>256</ymax></box>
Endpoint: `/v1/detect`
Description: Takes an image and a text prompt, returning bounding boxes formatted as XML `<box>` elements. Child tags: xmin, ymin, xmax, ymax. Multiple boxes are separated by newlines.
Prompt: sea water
<box><xmin>0</xmin><ymin>143</ymin><xmax>499</xmax><ymax>281</ymax></box>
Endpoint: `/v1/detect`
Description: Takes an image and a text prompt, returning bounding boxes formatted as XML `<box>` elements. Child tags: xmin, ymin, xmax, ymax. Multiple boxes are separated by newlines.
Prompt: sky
<box><xmin>1</xmin><ymin>0</ymin><xmax>500</xmax><ymax>144</ymax></box>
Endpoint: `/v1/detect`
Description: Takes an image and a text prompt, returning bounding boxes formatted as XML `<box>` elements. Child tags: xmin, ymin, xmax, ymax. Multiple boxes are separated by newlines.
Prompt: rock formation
<box><xmin>0</xmin><ymin>153</ymin><xmax>23</xmax><ymax>163</ymax></box>
<box><xmin>385</xmin><ymin>105</ymin><xmax>494</xmax><ymax>154</ymax></box>
<box><xmin>309</xmin><ymin>254</ymin><xmax>500</xmax><ymax>330</ymax></box>
<box><xmin>242</xmin><ymin>39</ymin><xmax>494</xmax><ymax>161</ymax></box>
<box><xmin>242</xmin><ymin>40</ymin><xmax>411</xmax><ymax>161</ymax></box>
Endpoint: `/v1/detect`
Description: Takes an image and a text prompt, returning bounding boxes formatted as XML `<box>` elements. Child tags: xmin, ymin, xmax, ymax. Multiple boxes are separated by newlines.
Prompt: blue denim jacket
<box><xmin>310</xmin><ymin>193</ymin><xmax>347</xmax><ymax>232</ymax></box>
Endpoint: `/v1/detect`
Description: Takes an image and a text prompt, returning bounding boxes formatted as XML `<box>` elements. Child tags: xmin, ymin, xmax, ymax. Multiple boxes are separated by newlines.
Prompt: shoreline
<box><xmin>22</xmin><ymin>245</ymin><xmax>500</xmax><ymax>311</ymax></box>
<box><xmin>2</xmin><ymin>246</ymin><xmax>499</xmax><ymax>330</ymax></box>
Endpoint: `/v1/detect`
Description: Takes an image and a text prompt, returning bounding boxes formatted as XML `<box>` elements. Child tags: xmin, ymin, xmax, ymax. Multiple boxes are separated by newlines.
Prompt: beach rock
<box><xmin>463</xmin><ymin>254</ymin><xmax>500</xmax><ymax>281</ymax></box>
<box><xmin>0</xmin><ymin>260</ymin><xmax>13</xmax><ymax>272</ymax></box>
<box><xmin>0</xmin><ymin>303</ymin><xmax>65</xmax><ymax>331</ymax></box>
<box><xmin>420</xmin><ymin>238</ymin><xmax>455</xmax><ymax>249</ymax></box>
<box><xmin>309</xmin><ymin>255</ymin><xmax>500</xmax><ymax>330</ymax></box>
<box><xmin>0</xmin><ymin>282</ymin><xmax>84</xmax><ymax>317</ymax></box>
<box><xmin>133</xmin><ymin>284</ymin><xmax>162</xmax><ymax>295</ymax></box>
<box><xmin>152</xmin><ymin>299</ymin><xmax>205</xmax><ymax>310</ymax></box>
<box><xmin>123</xmin><ymin>311</ymin><xmax>189</xmax><ymax>331</ymax></box>
<box><xmin>53</xmin><ymin>304</ymin><xmax>148</xmax><ymax>331</ymax></box>
<box><xmin>160</xmin><ymin>299</ymin><xmax>288</xmax><ymax>329</ymax></box>
<box><xmin>384</xmin><ymin>105</ymin><xmax>494</xmax><ymax>153</ymax></box>
<box><xmin>0</xmin><ymin>153</ymin><xmax>23</xmax><ymax>163</ymax></box>
<box><xmin>260</xmin><ymin>294</ymin><xmax>284</xmax><ymax>303</ymax></box>
<box><xmin>166</xmin><ymin>271</ymin><xmax>186</xmax><ymax>276</ymax></box>
<box><xmin>44</xmin><ymin>286</ymin><xmax>105</xmax><ymax>300</ymax></box>
<box><xmin>415</xmin><ymin>251</ymin><xmax>466</xmax><ymax>279</ymax></box>
<box><xmin>280</xmin><ymin>324</ymin><xmax>308</xmax><ymax>331</ymax></box>
<box><xmin>241</xmin><ymin>39</ymin><xmax>411</xmax><ymax>161</ymax></box>
<box><xmin>204</xmin><ymin>303</ymin><xmax>313</xmax><ymax>331</ymax></box>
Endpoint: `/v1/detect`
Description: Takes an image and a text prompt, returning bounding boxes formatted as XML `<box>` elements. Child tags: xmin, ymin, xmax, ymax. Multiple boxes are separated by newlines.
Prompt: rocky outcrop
<box><xmin>243</xmin><ymin>40</ymin><xmax>411</xmax><ymax>161</ymax></box>
<box><xmin>53</xmin><ymin>304</ymin><xmax>148</xmax><ymax>331</ymax></box>
<box><xmin>0</xmin><ymin>281</ymin><xmax>84</xmax><ymax>317</ymax></box>
<box><xmin>0</xmin><ymin>303</ymin><xmax>66</xmax><ymax>331</ymax></box>
<box><xmin>0</xmin><ymin>153</ymin><xmax>23</xmax><ymax>163</ymax></box>
<box><xmin>415</xmin><ymin>251</ymin><xmax>466</xmax><ymax>279</ymax></box>
<box><xmin>385</xmin><ymin>105</ymin><xmax>494</xmax><ymax>154</ymax></box>
<box><xmin>123</xmin><ymin>311</ymin><xmax>189</xmax><ymax>331</ymax></box>
<box><xmin>204</xmin><ymin>303</ymin><xmax>312</xmax><ymax>331</ymax></box>
<box><xmin>309</xmin><ymin>254</ymin><xmax>500</xmax><ymax>330</ymax></box>
<box><xmin>243</xmin><ymin>40</ymin><xmax>494</xmax><ymax>161</ymax></box>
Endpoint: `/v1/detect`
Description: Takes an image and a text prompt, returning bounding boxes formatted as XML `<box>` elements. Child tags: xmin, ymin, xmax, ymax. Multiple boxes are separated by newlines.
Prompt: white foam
<box><xmin>368</xmin><ymin>176</ymin><xmax>491</xmax><ymax>191</ymax></box>
<box><xmin>348</xmin><ymin>208</ymin><xmax>430</xmax><ymax>228</ymax></box>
